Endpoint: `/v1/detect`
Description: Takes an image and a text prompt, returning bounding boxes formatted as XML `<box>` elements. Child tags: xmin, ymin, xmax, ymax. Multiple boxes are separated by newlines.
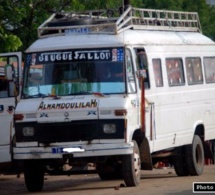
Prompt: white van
<box><xmin>8</xmin><ymin>6</ymin><xmax>215</xmax><ymax>192</ymax></box>
<box><xmin>0</xmin><ymin>52</ymin><xmax>22</xmax><ymax>172</ymax></box>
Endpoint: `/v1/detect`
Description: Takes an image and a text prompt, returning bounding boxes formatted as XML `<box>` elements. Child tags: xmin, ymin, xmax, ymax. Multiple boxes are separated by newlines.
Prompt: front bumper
<box><xmin>13</xmin><ymin>142</ymin><xmax>134</xmax><ymax>160</ymax></box>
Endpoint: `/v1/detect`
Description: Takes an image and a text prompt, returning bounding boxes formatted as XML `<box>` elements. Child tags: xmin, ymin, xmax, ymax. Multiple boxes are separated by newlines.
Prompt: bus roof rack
<box><xmin>38</xmin><ymin>6</ymin><xmax>202</xmax><ymax>38</ymax></box>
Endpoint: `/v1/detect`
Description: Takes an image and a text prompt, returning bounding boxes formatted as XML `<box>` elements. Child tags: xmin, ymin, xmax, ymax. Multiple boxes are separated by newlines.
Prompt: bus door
<box><xmin>135</xmin><ymin>48</ymin><xmax>155</xmax><ymax>150</ymax></box>
<box><xmin>0</xmin><ymin>52</ymin><xmax>21</xmax><ymax>165</ymax></box>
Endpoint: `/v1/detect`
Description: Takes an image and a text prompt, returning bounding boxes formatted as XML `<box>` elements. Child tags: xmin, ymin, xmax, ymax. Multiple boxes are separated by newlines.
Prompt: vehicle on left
<box><xmin>0</xmin><ymin>52</ymin><xmax>22</xmax><ymax>173</ymax></box>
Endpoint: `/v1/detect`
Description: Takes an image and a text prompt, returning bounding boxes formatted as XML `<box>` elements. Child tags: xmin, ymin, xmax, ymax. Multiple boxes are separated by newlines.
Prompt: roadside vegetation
<box><xmin>0</xmin><ymin>0</ymin><xmax>214</xmax><ymax>52</ymax></box>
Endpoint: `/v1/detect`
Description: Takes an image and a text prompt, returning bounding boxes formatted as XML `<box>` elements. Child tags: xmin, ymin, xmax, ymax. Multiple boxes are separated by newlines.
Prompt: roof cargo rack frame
<box><xmin>38</xmin><ymin>6</ymin><xmax>202</xmax><ymax>38</ymax></box>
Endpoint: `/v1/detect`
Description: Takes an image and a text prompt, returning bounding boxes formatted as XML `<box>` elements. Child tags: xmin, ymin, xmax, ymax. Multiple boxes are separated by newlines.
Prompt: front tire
<box><xmin>123</xmin><ymin>140</ymin><xmax>141</xmax><ymax>186</ymax></box>
<box><xmin>185</xmin><ymin>135</ymin><xmax>204</xmax><ymax>176</ymax></box>
<box><xmin>24</xmin><ymin>160</ymin><xmax>44</xmax><ymax>192</ymax></box>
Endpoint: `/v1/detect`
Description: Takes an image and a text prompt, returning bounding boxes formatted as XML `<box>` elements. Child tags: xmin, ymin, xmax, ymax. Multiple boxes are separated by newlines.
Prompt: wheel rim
<box><xmin>134</xmin><ymin>149</ymin><xmax>141</xmax><ymax>177</ymax></box>
<box><xmin>196</xmin><ymin>144</ymin><xmax>203</xmax><ymax>168</ymax></box>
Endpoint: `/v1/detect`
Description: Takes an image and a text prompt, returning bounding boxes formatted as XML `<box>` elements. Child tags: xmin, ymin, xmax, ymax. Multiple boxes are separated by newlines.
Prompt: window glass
<box><xmin>27</xmin><ymin>64</ymin><xmax>43</xmax><ymax>86</ymax></box>
<box><xmin>0</xmin><ymin>56</ymin><xmax>19</xmax><ymax>98</ymax></box>
<box><xmin>204</xmin><ymin>57</ymin><xmax>215</xmax><ymax>83</ymax></box>
<box><xmin>166</xmin><ymin>58</ymin><xmax>185</xmax><ymax>86</ymax></box>
<box><xmin>185</xmin><ymin>57</ymin><xmax>203</xmax><ymax>85</ymax></box>
<box><xmin>152</xmin><ymin>59</ymin><xmax>163</xmax><ymax>87</ymax></box>
<box><xmin>125</xmin><ymin>49</ymin><xmax>136</xmax><ymax>93</ymax></box>
<box><xmin>23</xmin><ymin>48</ymin><xmax>125</xmax><ymax>98</ymax></box>
<box><xmin>135</xmin><ymin>48</ymin><xmax>150</xmax><ymax>89</ymax></box>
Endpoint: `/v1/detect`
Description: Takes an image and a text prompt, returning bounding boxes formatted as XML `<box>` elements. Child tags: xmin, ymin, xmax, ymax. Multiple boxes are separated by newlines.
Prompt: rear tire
<box><xmin>97</xmin><ymin>162</ymin><xmax>122</xmax><ymax>180</ymax></box>
<box><xmin>123</xmin><ymin>140</ymin><xmax>141</xmax><ymax>186</ymax></box>
<box><xmin>185</xmin><ymin>135</ymin><xmax>204</xmax><ymax>176</ymax></box>
<box><xmin>173</xmin><ymin>146</ymin><xmax>189</xmax><ymax>176</ymax></box>
<box><xmin>212</xmin><ymin>140</ymin><xmax>215</xmax><ymax>164</ymax></box>
<box><xmin>24</xmin><ymin>160</ymin><xmax>44</xmax><ymax>192</ymax></box>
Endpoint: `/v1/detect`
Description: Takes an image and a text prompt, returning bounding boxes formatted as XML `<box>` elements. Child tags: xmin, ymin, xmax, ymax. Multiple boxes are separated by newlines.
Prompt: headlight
<box><xmin>22</xmin><ymin>127</ymin><xmax>34</xmax><ymax>136</ymax></box>
<box><xmin>103</xmin><ymin>124</ymin><xmax>116</xmax><ymax>134</ymax></box>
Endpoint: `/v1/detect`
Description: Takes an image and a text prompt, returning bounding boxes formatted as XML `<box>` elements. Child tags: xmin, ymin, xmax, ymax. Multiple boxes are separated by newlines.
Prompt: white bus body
<box><xmin>11</xmin><ymin>6</ymin><xmax>215</xmax><ymax>191</ymax></box>
<box><xmin>0</xmin><ymin>52</ymin><xmax>22</xmax><ymax>172</ymax></box>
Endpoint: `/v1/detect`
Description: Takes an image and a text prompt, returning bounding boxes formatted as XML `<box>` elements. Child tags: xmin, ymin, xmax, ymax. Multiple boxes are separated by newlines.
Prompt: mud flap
<box><xmin>139</xmin><ymin>137</ymin><xmax>153</xmax><ymax>170</ymax></box>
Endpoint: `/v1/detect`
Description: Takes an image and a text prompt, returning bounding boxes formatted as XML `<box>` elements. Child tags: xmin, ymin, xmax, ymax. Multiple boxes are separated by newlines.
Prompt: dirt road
<box><xmin>0</xmin><ymin>165</ymin><xmax>215</xmax><ymax>195</ymax></box>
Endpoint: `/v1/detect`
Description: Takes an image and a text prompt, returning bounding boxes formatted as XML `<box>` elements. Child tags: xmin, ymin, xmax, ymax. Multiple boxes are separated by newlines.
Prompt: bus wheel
<box><xmin>213</xmin><ymin>140</ymin><xmax>215</xmax><ymax>164</ymax></box>
<box><xmin>123</xmin><ymin>140</ymin><xmax>141</xmax><ymax>186</ymax></box>
<box><xmin>173</xmin><ymin>146</ymin><xmax>189</xmax><ymax>176</ymax></box>
<box><xmin>24</xmin><ymin>160</ymin><xmax>44</xmax><ymax>192</ymax></box>
<box><xmin>185</xmin><ymin>135</ymin><xmax>204</xmax><ymax>176</ymax></box>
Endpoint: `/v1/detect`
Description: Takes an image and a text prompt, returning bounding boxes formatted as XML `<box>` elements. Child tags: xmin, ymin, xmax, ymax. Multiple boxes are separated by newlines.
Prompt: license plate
<box><xmin>52</xmin><ymin>147</ymin><xmax>64</xmax><ymax>154</ymax></box>
<box><xmin>52</xmin><ymin>147</ymin><xmax>85</xmax><ymax>154</ymax></box>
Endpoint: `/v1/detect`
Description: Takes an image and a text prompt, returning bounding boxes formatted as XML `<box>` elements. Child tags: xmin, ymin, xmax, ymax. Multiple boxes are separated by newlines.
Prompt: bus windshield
<box><xmin>22</xmin><ymin>48</ymin><xmax>125</xmax><ymax>98</ymax></box>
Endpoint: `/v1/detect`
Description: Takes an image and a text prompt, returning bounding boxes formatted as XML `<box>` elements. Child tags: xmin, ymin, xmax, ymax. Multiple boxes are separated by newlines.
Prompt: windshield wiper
<box><xmin>68</xmin><ymin>91</ymin><xmax>105</xmax><ymax>97</ymax></box>
<box><xmin>24</xmin><ymin>93</ymin><xmax>61</xmax><ymax>99</ymax></box>
<box><xmin>23</xmin><ymin>93</ymin><xmax>49</xmax><ymax>98</ymax></box>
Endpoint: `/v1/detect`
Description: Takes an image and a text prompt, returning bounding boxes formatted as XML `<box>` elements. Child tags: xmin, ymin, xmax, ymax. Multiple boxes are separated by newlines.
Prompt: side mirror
<box><xmin>136</xmin><ymin>69</ymin><xmax>147</xmax><ymax>79</ymax></box>
<box><xmin>4</xmin><ymin>64</ymin><xmax>14</xmax><ymax>81</ymax></box>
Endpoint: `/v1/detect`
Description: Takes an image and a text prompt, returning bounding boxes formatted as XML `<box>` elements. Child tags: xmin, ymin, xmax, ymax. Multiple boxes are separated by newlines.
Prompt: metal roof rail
<box><xmin>123</xmin><ymin>7</ymin><xmax>202</xmax><ymax>33</ymax></box>
<box><xmin>38</xmin><ymin>6</ymin><xmax>202</xmax><ymax>38</ymax></box>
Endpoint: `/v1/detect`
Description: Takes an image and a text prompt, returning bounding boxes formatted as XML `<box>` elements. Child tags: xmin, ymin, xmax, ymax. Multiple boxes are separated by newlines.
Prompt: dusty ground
<box><xmin>0</xmin><ymin>165</ymin><xmax>215</xmax><ymax>195</ymax></box>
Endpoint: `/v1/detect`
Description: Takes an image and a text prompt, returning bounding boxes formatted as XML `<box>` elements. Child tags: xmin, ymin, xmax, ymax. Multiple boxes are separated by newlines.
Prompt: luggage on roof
<box><xmin>38</xmin><ymin>6</ymin><xmax>202</xmax><ymax>38</ymax></box>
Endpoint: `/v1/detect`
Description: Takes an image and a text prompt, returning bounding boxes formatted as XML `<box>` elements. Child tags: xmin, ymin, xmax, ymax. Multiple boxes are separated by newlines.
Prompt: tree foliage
<box><xmin>142</xmin><ymin>0</ymin><xmax>215</xmax><ymax>39</ymax></box>
<box><xmin>0</xmin><ymin>0</ymin><xmax>74</xmax><ymax>52</ymax></box>
<box><xmin>0</xmin><ymin>0</ymin><xmax>215</xmax><ymax>53</ymax></box>
<box><xmin>0</xmin><ymin>26</ymin><xmax>22</xmax><ymax>52</ymax></box>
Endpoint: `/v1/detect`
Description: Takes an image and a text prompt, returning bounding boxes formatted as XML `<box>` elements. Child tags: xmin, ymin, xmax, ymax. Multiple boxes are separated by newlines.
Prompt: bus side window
<box><xmin>135</xmin><ymin>48</ymin><xmax>150</xmax><ymax>89</ymax></box>
<box><xmin>0</xmin><ymin>61</ymin><xmax>8</xmax><ymax>97</ymax></box>
<box><xmin>0</xmin><ymin>78</ymin><xmax>8</xmax><ymax>98</ymax></box>
<box><xmin>152</xmin><ymin>59</ymin><xmax>163</xmax><ymax>87</ymax></box>
<box><xmin>166</xmin><ymin>58</ymin><xmax>185</xmax><ymax>86</ymax></box>
<box><xmin>0</xmin><ymin>57</ymin><xmax>18</xmax><ymax>98</ymax></box>
<box><xmin>185</xmin><ymin>57</ymin><xmax>203</xmax><ymax>85</ymax></box>
<box><xmin>204</xmin><ymin>57</ymin><xmax>215</xmax><ymax>83</ymax></box>
<box><xmin>125</xmin><ymin>49</ymin><xmax>136</xmax><ymax>93</ymax></box>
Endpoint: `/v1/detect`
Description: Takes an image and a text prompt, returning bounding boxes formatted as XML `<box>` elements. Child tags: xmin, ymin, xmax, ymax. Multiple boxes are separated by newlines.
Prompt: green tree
<box><xmin>0</xmin><ymin>0</ymin><xmax>73</xmax><ymax>52</ymax></box>
<box><xmin>0</xmin><ymin>26</ymin><xmax>22</xmax><ymax>52</ymax></box>
<box><xmin>1</xmin><ymin>0</ymin><xmax>215</xmax><ymax>53</ymax></box>
<box><xmin>141</xmin><ymin>0</ymin><xmax>215</xmax><ymax>40</ymax></box>
<box><xmin>0</xmin><ymin>1</ymin><xmax>22</xmax><ymax>52</ymax></box>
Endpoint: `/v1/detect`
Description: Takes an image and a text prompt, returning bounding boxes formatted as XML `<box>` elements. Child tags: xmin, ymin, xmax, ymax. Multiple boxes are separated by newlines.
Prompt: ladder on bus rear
<box><xmin>38</xmin><ymin>6</ymin><xmax>202</xmax><ymax>38</ymax></box>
